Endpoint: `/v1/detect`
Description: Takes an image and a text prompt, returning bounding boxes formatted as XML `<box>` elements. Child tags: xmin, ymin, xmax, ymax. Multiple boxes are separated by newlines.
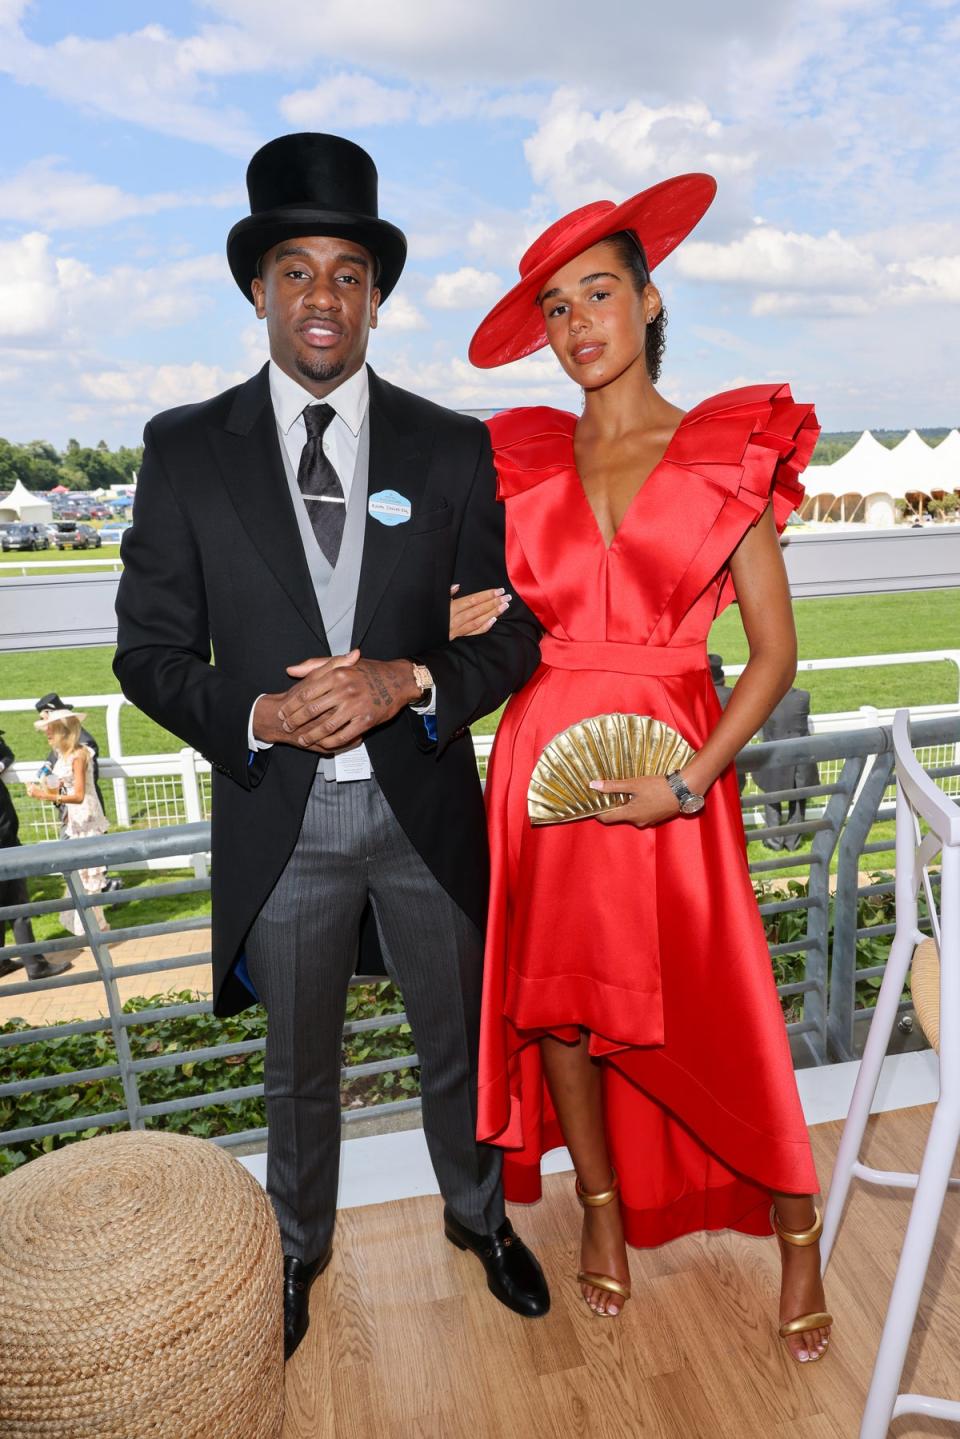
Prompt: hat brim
<box><xmin>468</xmin><ymin>173</ymin><xmax>716</xmax><ymax>369</ymax></box>
<box><xmin>226</xmin><ymin>207</ymin><xmax>408</xmax><ymax>304</ymax></box>
<box><xmin>34</xmin><ymin>710</ymin><xmax>86</xmax><ymax>729</ymax></box>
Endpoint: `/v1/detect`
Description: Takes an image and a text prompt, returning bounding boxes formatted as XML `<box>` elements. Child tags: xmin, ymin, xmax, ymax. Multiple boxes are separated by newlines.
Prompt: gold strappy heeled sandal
<box><xmin>771</xmin><ymin>1204</ymin><xmax>833</xmax><ymax>1360</ymax></box>
<box><xmin>575</xmin><ymin>1170</ymin><xmax>631</xmax><ymax>1317</ymax></box>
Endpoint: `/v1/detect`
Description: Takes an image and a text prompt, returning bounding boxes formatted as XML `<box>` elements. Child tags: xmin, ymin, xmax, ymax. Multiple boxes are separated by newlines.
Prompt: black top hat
<box><xmin>226</xmin><ymin>133</ymin><xmax>407</xmax><ymax>304</ymax></box>
<box><xmin>35</xmin><ymin>692</ymin><xmax>69</xmax><ymax>714</ymax></box>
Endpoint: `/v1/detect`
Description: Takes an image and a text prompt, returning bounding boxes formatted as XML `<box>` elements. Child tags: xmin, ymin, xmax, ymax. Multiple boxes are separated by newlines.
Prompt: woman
<box><xmin>465</xmin><ymin>174</ymin><xmax>832</xmax><ymax>1363</ymax></box>
<box><xmin>27</xmin><ymin>710</ymin><xmax>110</xmax><ymax>937</ymax></box>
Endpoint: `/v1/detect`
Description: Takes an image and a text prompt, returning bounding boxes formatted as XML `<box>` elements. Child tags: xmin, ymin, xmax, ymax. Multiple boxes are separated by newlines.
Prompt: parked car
<box><xmin>54</xmin><ymin>522</ymin><xmax>102</xmax><ymax>550</ymax></box>
<box><xmin>99</xmin><ymin>523</ymin><xmax>132</xmax><ymax>545</ymax></box>
<box><xmin>87</xmin><ymin>504</ymin><xmax>112</xmax><ymax>520</ymax></box>
<box><xmin>1</xmin><ymin>522</ymin><xmax>51</xmax><ymax>551</ymax></box>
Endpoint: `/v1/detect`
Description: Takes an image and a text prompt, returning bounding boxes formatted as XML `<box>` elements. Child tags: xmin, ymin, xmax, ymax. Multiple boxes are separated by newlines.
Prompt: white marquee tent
<box><xmin>0</xmin><ymin>478</ymin><xmax>52</xmax><ymax>524</ymax></box>
<box><xmin>885</xmin><ymin>430</ymin><xmax>938</xmax><ymax>501</ymax></box>
<box><xmin>930</xmin><ymin>428</ymin><xmax>960</xmax><ymax>487</ymax></box>
<box><xmin>802</xmin><ymin>426</ymin><xmax>959</xmax><ymax>524</ymax></box>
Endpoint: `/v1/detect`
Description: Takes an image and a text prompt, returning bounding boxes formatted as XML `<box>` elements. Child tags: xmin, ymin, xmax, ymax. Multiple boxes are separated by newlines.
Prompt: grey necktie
<box><xmin>298</xmin><ymin>403</ymin><xmax>346</xmax><ymax>567</ymax></box>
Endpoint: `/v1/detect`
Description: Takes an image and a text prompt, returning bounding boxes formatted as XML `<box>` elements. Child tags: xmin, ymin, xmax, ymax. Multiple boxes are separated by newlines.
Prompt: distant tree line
<box><xmin>0</xmin><ymin>437</ymin><xmax>144</xmax><ymax>493</ymax></box>
<box><xmin>812</xmin><ymin>428</ymin><xmax>953</xmax><ymax>466</ymax></box>
<box><xmin>0</xmin><ymin>428</ymin><xmax>954</xmax><ymax>489</ymax></box>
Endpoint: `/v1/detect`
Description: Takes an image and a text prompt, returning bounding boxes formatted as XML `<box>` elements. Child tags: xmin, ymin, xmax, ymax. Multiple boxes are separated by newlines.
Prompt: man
<box><xmin>753</xmin><ymin>686</ymin><xmax>819</xmax><ymax>851</ymax></box>
<box><xmin>0</xmin><ymin>731</ymin><xmax>72</xmax><ymax>981</ymax></box>
<box><xmin>114</xmin><ymin>133</ymin><xmax>548</xmax><ymax>1360</ymax></box>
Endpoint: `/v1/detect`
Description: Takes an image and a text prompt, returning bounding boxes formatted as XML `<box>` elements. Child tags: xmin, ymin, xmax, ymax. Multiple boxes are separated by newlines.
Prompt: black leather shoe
<box><xmin>283</xmin><ymin>1245</ymin><xmax>332</xmax><ymax>1361</ymax></box>
<box><xmin>0</xmin><ymin>957</ymin><xmax>73</xmax><ymax>980</ymax></box>
<box><xmin>443</xmin><ymin>1208</ymin><xmax>550</xmax><ymax>1318</ymax></box>
<box><xmin>27</xmin><ymin>958</ymin><xmax>73</xmax><ymax>980</ymax></box>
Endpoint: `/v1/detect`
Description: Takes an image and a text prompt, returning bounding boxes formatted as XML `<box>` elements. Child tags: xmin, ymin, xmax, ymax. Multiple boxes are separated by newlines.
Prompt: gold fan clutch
<box><xmin>527</xmin><ymin>713</ymin><xmax>696</xmax><ymax>826</ymax></box>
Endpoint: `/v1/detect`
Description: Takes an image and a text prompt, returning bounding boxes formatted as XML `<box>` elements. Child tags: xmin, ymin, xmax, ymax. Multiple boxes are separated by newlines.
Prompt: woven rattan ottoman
<box><xmin>0</xmin><ymin>1130</ymin><xmax>284</xmax><ymax>1438</ymax></box>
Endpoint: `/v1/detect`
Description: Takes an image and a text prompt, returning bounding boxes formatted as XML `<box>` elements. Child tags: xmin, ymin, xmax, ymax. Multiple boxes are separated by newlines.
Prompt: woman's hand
<box><xmin>449</xmin><ymin>583</ymin><xmax>511</xmax><ymax>639</ymax></box>
<box><xmin>26</xmin><ymin>783</ymin><xmax>54</xmax><ymax>801</ymax></box>
<box><xmin>590</xmin><ymin>775</ymin><xmax>682</xmax><ymax>828</ymax></box>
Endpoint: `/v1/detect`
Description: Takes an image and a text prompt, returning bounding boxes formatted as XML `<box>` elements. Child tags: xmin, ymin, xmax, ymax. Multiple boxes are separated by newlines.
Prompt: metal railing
<box><xmin>0</xmin><ymin>826</ymin><xmax>414</xmax><ymax>1154</ymax></box>
<box><xmin>1</xmin><ymin>715</ymin><xmax>957</xmax><ymax>1161</ymax></box>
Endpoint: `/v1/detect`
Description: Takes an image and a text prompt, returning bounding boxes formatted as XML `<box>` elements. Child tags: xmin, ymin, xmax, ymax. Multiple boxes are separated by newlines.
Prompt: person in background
<box><xmin>709</xmin><ymin>652</ymin><xmax>733</xmax><ymax>709</ymax></box>
<box><xmin>0</xmin><ymin>731</ymin><xmax>72</xmax><ymax>981</ymax></box>
<box><xmin>754</xmin><ymin>686</ymin><xmax>819</xmax><ymax>851</ymax></box>
<box><xmin>26</xmin><ymin>712</ymin><xmax>111</xmax><ymax>937</ymax></box>
<box><xmin>34</xmin><ymin>694</ymin><xmax>104</xmax><ymax>808</ymax></box>
<box><xmin>710</xmin><ymin>654</ymin><xmax>746</xmax><ymax>794</ymax></box>
<box><xmin>34</xmin><ymin>693</ymin><xmax>120</xmax><ymax>892</ymax></box>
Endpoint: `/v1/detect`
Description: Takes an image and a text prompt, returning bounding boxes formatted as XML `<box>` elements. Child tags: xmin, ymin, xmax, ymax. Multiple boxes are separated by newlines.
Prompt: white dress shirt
<box><xmin>248</xmin><ymin>361</ymin><xmax>435</xmax><ymax>762</ymax></box>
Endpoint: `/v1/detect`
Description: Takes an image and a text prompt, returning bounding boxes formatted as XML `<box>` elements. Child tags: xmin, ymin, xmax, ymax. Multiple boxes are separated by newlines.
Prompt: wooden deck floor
<box><xmin>281</xmin><ymin>1106</ymin><xmax>960</xmax><ymax>1439</ymax></box>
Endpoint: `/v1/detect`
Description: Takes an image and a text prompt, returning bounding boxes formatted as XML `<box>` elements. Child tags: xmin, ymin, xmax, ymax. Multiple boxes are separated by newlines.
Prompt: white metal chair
<box><xmin>820</xmin><ymin>708</ymin><xmax>960</xmax><ymax>1435</ymax></box>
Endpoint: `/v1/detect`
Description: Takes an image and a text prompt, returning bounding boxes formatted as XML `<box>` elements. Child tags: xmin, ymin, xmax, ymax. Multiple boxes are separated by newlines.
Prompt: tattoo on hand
<box><xmin>366</xmin><ymin>667</ymin><xmax>394</xmax><ymax>710</ymax></box>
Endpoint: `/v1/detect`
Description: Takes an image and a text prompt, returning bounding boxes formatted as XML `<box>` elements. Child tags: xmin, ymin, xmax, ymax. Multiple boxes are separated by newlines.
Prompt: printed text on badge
<box><xmin>368</xmin><ymin>489</ymin><xmax>412</xmax><ymax>526</ymax></box>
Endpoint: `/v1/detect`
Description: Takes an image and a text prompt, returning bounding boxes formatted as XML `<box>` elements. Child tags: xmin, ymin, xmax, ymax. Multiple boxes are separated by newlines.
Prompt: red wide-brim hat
<box><xmin>468</xmin><ymin>173</ymin><xmax>716</xmax><ymax>369</ymax></box>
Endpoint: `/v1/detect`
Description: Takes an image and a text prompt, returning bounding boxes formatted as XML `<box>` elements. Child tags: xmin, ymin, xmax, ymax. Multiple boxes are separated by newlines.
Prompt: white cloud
<box><xmin>238</xmin><ymin>321</ymin><xmax>269</xmax><ymax>370</ymax></box>
<box><xmin>524</xmin><ymin>89</ymin><xmax>753</xmax><ymax>216</ymax></box>
<box><xmin>281</xmin><ymin>73</ymin><xmax>416</xmax><ymax>130</ymax></box>
<box><xmin>892</xmin><ymin>255</ymin><xmax>960</xmax><ymax>304</ymax></box>
<box><xmin>203</xmin><ymin>0</ymin><xmax>791</xmax><ymax>96</ymax></box>
<box><xmin>0</xmin><ymin>157</ymin><xmax>239</xmax><ymax>230</ymax></box>
<box><xmin>70</xmin><ymin>253</ymin><xmax>227</xmax><ymax>334</ymax></box>
<box><xmin>465</xmin><ymin>211</ymin><xmax>553</xmax><ymax>269</ymax></box>
<box><xmin>380</xmin><ymin>347</ymin><xmax>571</xmax><ymax>411</ymax></box>
<box><xmin>0</xmin><ymin>231</ymin><xmax>63</xmax><ymax>341</ymax></box>
<box><xmin>280</xmin><ymin>70</ymin><xmax>542</xmax><ymax>130</ymax></box>
<box><xmin>676</xmin><ymin>226</ymin><xmax>878</xmax><ymax>291</ymax></box>
<box><xmin>79</xmin><ymin>362</ymin><xmax>248</xmax><ymax>414</ymax></box>
<box><xmin>675</xmin><ymin>223</ymin><xmax>960</xmax><ymax>316</ymax></box>
<box><xmin>0</xmin><ymin>231</ymin><xmax>228</xmax><ymax>346</ymax></box>
<box><xmin>377</xmin><ymin>293</ymin><xmax>428</xmax><ymax>332</ymax></box>
<box><xmin>426</xmin><ymin>267</ymin><xmax>502</xmax><ymax>310</ymax></box>
<box><xmin>0</xmin><ymin>16</ymin><xmax>260</xmax><ymax>153</ymax></box>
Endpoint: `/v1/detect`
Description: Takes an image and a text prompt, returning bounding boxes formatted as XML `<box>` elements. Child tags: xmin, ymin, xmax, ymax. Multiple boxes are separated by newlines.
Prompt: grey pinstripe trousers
<box><xmin>245</xmin><ymin>774</ymin><xmax>505</xmax><ymax>1260</ymax></box>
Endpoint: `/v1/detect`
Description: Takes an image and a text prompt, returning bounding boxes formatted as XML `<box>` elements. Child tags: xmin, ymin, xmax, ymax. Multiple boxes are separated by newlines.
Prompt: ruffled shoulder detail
<box><xmin>669</xmin><ymin>383</ymin><xmax>818</xmax><ymax>535</ymax></box>
<box><xmin>486</xmin><ymin>406</ymin><xmax>577</xmax><ymax>499</ymax></box>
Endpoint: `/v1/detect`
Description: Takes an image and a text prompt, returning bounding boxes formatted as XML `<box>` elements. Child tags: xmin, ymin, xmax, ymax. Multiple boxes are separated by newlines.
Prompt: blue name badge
<box><xmin>368</xmin><ymin>489</ymin><xmax>412</xmax><ymax>526</ymax></box>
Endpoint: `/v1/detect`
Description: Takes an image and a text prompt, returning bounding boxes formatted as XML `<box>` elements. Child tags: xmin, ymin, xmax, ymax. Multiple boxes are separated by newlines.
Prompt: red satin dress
<box><xmin>477</xmin><ymin>384</ymin><xmax>821</xmax><ymax>1246</ymax></box>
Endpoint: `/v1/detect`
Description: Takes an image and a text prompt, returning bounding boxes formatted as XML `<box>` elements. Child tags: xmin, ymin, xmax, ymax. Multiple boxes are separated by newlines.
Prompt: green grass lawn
<box><xmin>0</xmin><ymin>544</ymin><xmax>121</xmax><ymax>567</ymax></box>
<box><xmin>472</xmin><ymin>588</ymin><xmax>959</xmax><ymax>735</ymax></box>
<box><xmin>25</xmin><ymin>869</ymin><xmax>210</xmax><ymax>943</ymax></box>
<box><xmin>1</xmin><ymin>589</ymin><xmax>956</xmax><ymax>762</ymax></box>
<box><xmin>2</xmin><ymin>646</ymin><xmax>176</xmax><ymax>762</ymax></box>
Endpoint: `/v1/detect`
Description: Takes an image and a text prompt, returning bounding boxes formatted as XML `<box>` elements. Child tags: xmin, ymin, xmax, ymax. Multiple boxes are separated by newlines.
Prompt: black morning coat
<box><xmin>113</xmin><ymin>364</ymin><xmax>541</xmax><ymax>1017</ymax></box>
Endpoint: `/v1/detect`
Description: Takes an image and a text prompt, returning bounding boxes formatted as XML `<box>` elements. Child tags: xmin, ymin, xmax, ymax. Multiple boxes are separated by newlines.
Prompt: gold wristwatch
<box><xmin>411</xmin><ymin>662</ymin><xmax>434</xmax><ymax>701</ymax></box>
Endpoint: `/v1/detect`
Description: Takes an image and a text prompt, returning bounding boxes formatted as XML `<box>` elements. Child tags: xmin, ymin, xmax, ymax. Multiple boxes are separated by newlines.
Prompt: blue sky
<box><xmin>0</xmin><ymin>0</ymin><xmax>958</xmax><ymax>445</ymax></box>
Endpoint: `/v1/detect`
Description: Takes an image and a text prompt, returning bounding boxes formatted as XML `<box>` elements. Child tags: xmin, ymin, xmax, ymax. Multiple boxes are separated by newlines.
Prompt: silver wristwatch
<box><xmin>666</xmin><ymin>770</ymin><xmax>705</xmax><ymax>815</ymax></box>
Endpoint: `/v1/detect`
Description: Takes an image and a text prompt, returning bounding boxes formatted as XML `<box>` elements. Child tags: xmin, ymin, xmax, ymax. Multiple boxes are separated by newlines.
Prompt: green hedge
<box><xmin>0</xmin><ymin>982</ymin><xmax>413</xmax><ymax>1177</ymax></box>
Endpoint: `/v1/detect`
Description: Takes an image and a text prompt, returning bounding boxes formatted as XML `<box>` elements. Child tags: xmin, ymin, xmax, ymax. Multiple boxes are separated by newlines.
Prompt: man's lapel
<box><xmin>352</xmin><ymin>367</ymin><xmax>435</xmax><ymax>647</ymax></box>
<box><xmin>207</xmin><ymin>364</ymin><xmax>328</xmax><ymax>648</ymax></box>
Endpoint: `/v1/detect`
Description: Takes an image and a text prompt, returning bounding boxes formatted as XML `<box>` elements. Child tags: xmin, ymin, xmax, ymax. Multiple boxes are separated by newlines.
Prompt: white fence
<box><xmin>3</xmin><ymin>651</ymin><xmax>959</xmax><ymax>847</ymax></box>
